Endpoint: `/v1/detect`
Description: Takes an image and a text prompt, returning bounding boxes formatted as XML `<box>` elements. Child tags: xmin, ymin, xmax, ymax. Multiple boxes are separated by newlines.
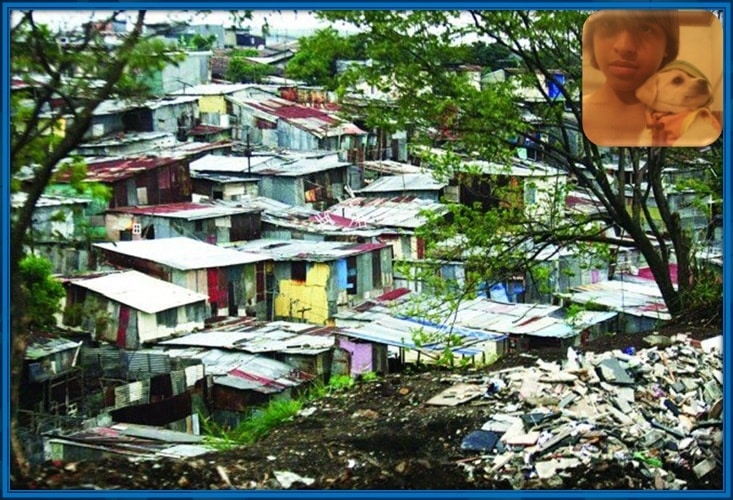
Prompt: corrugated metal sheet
<box><xmin>229</xmin><ymin>238</ymin><xmax>388</xmax><ymax>262</ymax></box>
<box><xmin>71</xmin><ymin>270</ymin><xmax>208</xmax><ymax>314</ymax></box>
<box><xmin>356</xmin><ymin>174</ymin><xmax>447</xmax><ymax>194</ymax></box>
<box><xmin>159</xmin><ymin>347</ymin><xmax>312</xmax><ymax>394</ymax></box>
<box><xmin>327</xmin><ymin>196</ymin><xmax>447</xmax><ymax>229</ymax></box>
<box><xmin>124</xmin><ymin>350</ymin><xmax>171</xmax><ymax>377</ymax></box>
<box><xmin>25</xmin><ymin>335</ymin><xmax>81</xmax><ymax>360</ymax></box>
<box><xmin>113</xmin><ymin>379</ymin><xmax>150</xmax><ymax>409</ymax></box>
<box><xmin>108</xmin><ymin>202</ymin><xmax>260</xmax><ymax>220</ymax></box>
<box><xmin>566</xmin><ymin>277</ymin><xmax>671</xmax><ymax>320</ymax></box>
<box><xmin>94</xmin><ymin>237</ymin><xmax>269</xmax><ymax>270</ymax></box>
<box><xmin>159</xmin><ymin>324</ymin><xmax>334</xmax><ymax>355</ymax></box>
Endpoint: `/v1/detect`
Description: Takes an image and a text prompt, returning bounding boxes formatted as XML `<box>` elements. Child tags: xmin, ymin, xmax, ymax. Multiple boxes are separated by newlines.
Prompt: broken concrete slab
<box><xmin>425</xmin><ymin>383</ymin><xmax>484</xmax><ymax>406</ymax></box>
<box><xmin>597</xmin><ymin>358</ymin><xmax>635</xmax><ymax>385</ymax></box>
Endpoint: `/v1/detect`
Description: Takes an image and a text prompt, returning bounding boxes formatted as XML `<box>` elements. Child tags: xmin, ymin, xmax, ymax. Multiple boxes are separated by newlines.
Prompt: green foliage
<box><xmin>180</xmin><ymin>33</ymin><xmax>217</xmax><ymax>51</ymax></box>
<box><xmin>285</xmin><ymin>28</ymin><xmax>366</xmax><ymax>89</ymax></box>
<box><xmin>360</xmin><ymin>371</ymin><xmax>378</xmax><ymax>382</ymax></box>
<box><xmin>202</xmin><ymin>373</ymin><xmax>367</xmax><ymax>449</ymax></box>
<box><xmin>318</xmin><ymin>10</ymin><xmax>721</xmax><ymax>320</ymax></box>
<box><xmin>225</xmin><ymin>49</ymin><xmax>272</xmax><ymax>83</ymax></box>
<box><xmin>326</xmin><ymin>374</ymin><xmax>355</xmax><ymax>392</ymax></box>
<box><xmin>18</xmin><ymin>255</ymin><xmax>65</xmax><ymax>330</ymax></box>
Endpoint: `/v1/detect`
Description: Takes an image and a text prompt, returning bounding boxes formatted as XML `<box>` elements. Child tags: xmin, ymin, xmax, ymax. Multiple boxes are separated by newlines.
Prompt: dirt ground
<box><xmin>11</xmin><ymin>316</ymin><xmax>723</xmax><ymax>491</ymax></box>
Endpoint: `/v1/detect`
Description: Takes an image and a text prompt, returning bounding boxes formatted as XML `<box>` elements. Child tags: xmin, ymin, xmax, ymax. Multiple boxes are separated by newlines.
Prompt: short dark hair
<box><xmin>583</xmin><ymin>10</ymin><xmax>680</xmax><ymax>69</ymax></box>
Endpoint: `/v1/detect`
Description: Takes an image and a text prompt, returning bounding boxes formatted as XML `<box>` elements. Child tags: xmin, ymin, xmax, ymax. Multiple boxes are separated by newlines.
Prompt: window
<box><xmin>372</xmin><ymin>252</ymin><xmax>382</xmax><ymax>288</ymax></box>
<box><xmin>156</xmin><ymin>308</ymin><xmax>178</xmax><ymax>327</ymax></box>
<box><xmin>292</xmin><ymin>262</ymin><xmax>307</xmax><ymax>282</ymax></box>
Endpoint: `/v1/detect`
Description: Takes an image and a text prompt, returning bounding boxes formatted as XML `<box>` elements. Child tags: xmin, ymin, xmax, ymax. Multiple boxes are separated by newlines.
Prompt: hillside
<box><xmin>12</xmin><ymin>318</ymin><xmax>723</xmax><ymax>491</ymax></box>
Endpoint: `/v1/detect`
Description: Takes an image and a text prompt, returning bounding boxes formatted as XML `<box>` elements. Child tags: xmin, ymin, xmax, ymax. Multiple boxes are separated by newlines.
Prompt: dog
<box><xmin>635</xmin><ymin>60</ymin><xmax>722</xmax><ymax>147</ymax></box>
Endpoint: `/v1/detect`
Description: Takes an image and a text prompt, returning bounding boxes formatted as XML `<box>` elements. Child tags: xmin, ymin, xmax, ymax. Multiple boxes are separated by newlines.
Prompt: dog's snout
<box><xmin>695</xmin><ymin>79</ymin><xmax>710</xmax><ymax>92</ymax></box>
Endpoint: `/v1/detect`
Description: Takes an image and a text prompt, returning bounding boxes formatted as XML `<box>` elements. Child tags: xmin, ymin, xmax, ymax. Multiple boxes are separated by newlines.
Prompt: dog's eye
<box><xmin>672</xmin><ymin>76</ymin><xmax>685</xmax><ymax>85</ymax></box>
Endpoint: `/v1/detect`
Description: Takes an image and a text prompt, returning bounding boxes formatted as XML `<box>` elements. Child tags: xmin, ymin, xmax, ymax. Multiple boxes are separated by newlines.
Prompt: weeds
<box><xmin>201</xmin><ymin>373</ymin><xmax>366</xmax><ymax>449</ymax></box>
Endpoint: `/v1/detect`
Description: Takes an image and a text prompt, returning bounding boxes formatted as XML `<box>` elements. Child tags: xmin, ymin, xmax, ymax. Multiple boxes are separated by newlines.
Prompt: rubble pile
<box><xmin>429</xmin><ymin>333</ymin><xmax>723</xmax><ymax>489</ymax></box>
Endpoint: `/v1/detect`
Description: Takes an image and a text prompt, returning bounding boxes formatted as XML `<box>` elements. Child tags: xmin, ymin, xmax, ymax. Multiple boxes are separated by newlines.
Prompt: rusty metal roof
<box><xmin>60</xmin><ymin>156</ymin><xmax>184</xmax><ymax>183</ymax></box>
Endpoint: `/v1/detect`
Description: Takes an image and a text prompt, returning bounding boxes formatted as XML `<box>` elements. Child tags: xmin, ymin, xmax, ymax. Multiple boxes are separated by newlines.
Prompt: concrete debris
<box><xmin>273</xmin><ymin>470</ymin><xmax>315</xmax><ymax>489</ymax></box>
<box><xmin>439</xmin><ymin>334</ymin><xmax>723</xmax><ymax>489</ymax></box>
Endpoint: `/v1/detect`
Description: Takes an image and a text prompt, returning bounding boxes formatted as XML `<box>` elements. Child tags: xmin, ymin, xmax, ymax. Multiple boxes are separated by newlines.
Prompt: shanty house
<box><xmin>54</xmin><ymin>156</ymin><xmax>194</xmax><ymax>209</ymax></box>
<box><xmin>62</xmin><ymin>270</ymin><xmax>209</xmax><ymax>348</ymax></box>
<box><xmin>12</xmin><ymin>193</ymin><xmax>98</xmax><ymax>274</ymax></box>
<box><xmin>559</xmin><ymin>275</ymin><xmax>671</xmax><ymax>334</ymax></box>
<box><xmin>21</xmin><ymin>334</ymin><xmax>84</xmax><ymax>419</ymax></box>
<box><xmin>326</xmin><ymin>196</ymin><xmax>449</xmax><ymax>261</ymax></box>
<box><xmin>228</xmin><ymin>96</ymin><xmax>367</xmax><ymax>153</ymax></box>
<box><xmin>157</xmin><ymin>346</ymin><xmax>313</xmax><ymax>427</ymax></box>
<box><xmin>159</xmin><ymin>320</ymin><xmax>336</xmax><ymax>380</ymax></box>
<box><xmin>104</xmin><ymin>201</ymin><xmax>262</xmax><ymax>243</ymax></box>
<box><xmin>229</xmin><ymin>239</ymin><xmax>394</xmax><ymax>324</ymax></box>
<box><xmin>93</xmin><ymin>237</ymin><xmax>271</xmax><ymax>318</ymax></box>
<box><xmin>354</xmin><ymin>173</ymin><xmax>448</xmax><ymax>202</ymax></box>
<box><xmin>191</xmin><ymin>152</ymin><xmax>354</xmax><ymax>209</ymax></box>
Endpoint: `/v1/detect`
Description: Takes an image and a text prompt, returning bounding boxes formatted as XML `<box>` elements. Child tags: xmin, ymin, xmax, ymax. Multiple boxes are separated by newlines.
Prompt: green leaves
<box><xmin>18</xmin><ymin>255</ymin><xmax>65</xmax><ymax>330</ymax></box>
<box><xmin>225</xmin><ymin>49</ymin><xmax>273</xmax><ymax>83</ymax></box>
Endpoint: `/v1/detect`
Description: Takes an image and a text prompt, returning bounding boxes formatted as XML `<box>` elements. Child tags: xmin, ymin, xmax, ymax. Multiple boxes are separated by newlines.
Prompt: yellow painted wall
<box><xmin>199</xmin><ymin>95</ymin><xmax>227</xmax><ymax>114</ymax></box>
<box><xmin>274</xmin><ymin>263</ymin><xmax>331</xmax><ymax>324</ymax></box>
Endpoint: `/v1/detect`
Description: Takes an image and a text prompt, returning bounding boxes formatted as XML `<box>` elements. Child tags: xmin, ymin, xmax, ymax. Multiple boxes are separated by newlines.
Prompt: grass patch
<box><xmin>201</xmin><ymin>374</ymin><xmax>363</xmax><ymax>449</ymax></box>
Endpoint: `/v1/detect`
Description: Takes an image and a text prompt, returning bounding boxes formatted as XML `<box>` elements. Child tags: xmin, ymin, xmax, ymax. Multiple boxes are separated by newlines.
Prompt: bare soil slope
<box><xmin>12</xmin><ymin>319</ymin><xmax>723</xmax><ymax>491</ymax></box>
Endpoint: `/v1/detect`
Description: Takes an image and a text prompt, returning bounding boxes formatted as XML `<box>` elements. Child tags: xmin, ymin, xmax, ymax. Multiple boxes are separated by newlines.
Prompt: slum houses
<box><xmin>14</xmin><ymin>22</ymin><xmax>721</xmax><ymax>467</ymax></box>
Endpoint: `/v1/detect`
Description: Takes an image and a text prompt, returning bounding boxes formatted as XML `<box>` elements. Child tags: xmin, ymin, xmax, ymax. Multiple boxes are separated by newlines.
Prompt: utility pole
<box><xmin>243</xmin><ymin>125</ymin><xmax>252</xmax><ymax>174</ymax></box>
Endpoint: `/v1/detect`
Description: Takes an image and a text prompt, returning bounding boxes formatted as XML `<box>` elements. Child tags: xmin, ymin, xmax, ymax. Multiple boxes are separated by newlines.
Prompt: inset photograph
<box><xmin>582</xmin><ymin>10</ymin><xmax>723</xmax><ymax>147</ymax></box>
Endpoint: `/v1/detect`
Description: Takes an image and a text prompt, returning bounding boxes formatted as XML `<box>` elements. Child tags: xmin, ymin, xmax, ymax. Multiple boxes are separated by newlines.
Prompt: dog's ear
<box><xmin>635</xmin><ymin>75</ymin><xmax>658</xmax><ymax>107</ymax></box>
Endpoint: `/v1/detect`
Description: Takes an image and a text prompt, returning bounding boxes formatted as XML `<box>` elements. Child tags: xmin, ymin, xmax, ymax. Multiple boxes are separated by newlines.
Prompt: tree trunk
<box><xmin>9</xmin><ymin>281</ymin><xmax>30</xmax><ymax>480</ymax></box>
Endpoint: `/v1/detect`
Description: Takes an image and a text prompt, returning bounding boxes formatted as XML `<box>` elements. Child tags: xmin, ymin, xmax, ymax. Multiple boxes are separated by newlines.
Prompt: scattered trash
<box><xmin>436</xmin><ymin>334</ymin><xmax>723</xmax><ymax>489</ymax></box>
<box><xmin>273</xmin><ymin>471</ymin><xmax>315</xmax><ymax>489</ymax></box>
<box><xmin>460</xmin><ymin>430</ymin><xmax>500</xmax><ymax>452</ymax></box>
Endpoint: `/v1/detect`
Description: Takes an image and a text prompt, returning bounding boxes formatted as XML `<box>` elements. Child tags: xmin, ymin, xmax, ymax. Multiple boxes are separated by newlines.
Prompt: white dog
<box><xmin>635</xmin><ymin>60</ymin><xmax>721</xmax><ymax>147</ymax></box>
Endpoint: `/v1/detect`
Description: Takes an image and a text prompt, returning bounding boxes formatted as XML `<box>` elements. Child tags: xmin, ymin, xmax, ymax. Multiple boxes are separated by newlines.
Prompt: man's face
<box><xmin>593</xmin><ymin>15</ymin><xmax>668</xmax><ymax>93</ymax></box>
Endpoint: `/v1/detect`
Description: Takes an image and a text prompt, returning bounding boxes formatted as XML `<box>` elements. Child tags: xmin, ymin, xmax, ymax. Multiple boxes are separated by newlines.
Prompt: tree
<box><xmin>225</xmin><ymin>48</ymin><xmax>272</xmax><ymax>83</ymax></box>
<box><xmin>8</xmin><ymin>10</ymin><xmax>184</xmax><ymax>477</ymax></box>
<box><xmin>284</xmin><ymin>27</ymin><xmax>366</xmax><ymax>89</ymax></box>
<box><xmin>319</xmin><ymin>10</ymin><xmax>722</xmax><ymax>322</ymax></box>
<box><xmin>18</xmin><ymin>255</ymin><xmax>65</xmax><ymax>330</ymax></box>
<box><xmin>181</xmin><ymin>33</ymin><xmax>217</xmax><ymax>51</ymax></box>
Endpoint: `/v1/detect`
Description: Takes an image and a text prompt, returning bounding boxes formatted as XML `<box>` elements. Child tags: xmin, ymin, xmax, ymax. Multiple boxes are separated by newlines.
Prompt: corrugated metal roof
<box><xmin>12</xmin><ymin>192</ymin><xmax>91</xmax><ymax>210</ymax></box>
<box><xmin>228</xmin><ymin>238</ymin><xmax>388</xmax><ymax>262</ymax></box>
<box><xmin>261</xmin><ymin>211</ymin><xmax>385</xmax><ymax>238</ymax></box>
<box><xmin>160</xmin><ymin>324</ymin><xmax>334</xmax><ymax>355</ymax></box>
<box><xmin>235</xmin><ymin>96</ymin><xmax>366</xmax><ymax>138</ymax></box>
<box><xmin>565</xmin><ymin>278</ymin><xmax>671</xmax><ymax>320</ymax></box>
<box><xmin>59</xmin><ymin>156</ymin><xmax>183</xmax><ymax>183</ymax></box>
<box><xmin>71</xmin><ymin>270</ymin><xmax>208</xmax><ymax>314</ymax></box>
<box><xmin>168</xmin><ymin>82</ymin><xmax>254</xmax><ymax>95</ymax></box>
<box><xmin>190</xmin><ymin>152</ymin><xmax>351</xmax><ymax>177</ymax></box>
<box><xmin>94</xmin><ymin>236</ymin><xmax>269</xmax><ymax>270</ymax></box>
<box><xmin>362</xmin><ymin>160</ymin><xmax>424</xmax><ymax>175</ymax></box>
<box><xmin>25</xmin><ymin>334</ymin><xmax>82</xmax><ymax>360</ymax></box>
<box><xmin>326</xmin><ymin>196</ymin><xmax>447</xmax><ymax>229</ymax></box>
<box><xmin>108</xmin><ymin>201</ymin><xmax>261</xmax><ymax>219</ymax></box>
<box><xmin>356</xmin><ymin>174</ymin><xmax>447</xmax><ymax>193</ymax></box>
<box><xmin>159</xmin><ymin>347</ymin><xmax>312</xmax><ymax>393</ymax></box>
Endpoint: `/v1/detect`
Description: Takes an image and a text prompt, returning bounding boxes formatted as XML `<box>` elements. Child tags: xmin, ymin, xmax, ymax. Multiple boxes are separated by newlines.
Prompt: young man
<box><xmin>582</xmin><ymin>10</ymin><xmax>680</xmax><ymax>146</ymax></box>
